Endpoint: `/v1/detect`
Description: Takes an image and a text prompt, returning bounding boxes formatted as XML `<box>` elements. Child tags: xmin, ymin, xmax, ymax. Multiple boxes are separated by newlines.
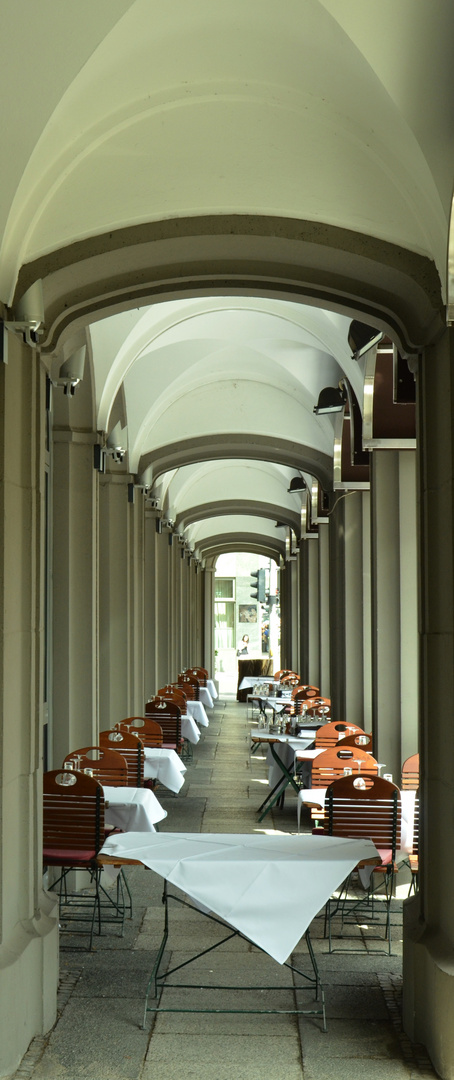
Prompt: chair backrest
<box><xmin>145</xmin><ymin>698</ymin><xmax>182</xmax><ymax>750</ymax></box>
<box><xmin>402</xmin><ymin>753</ymin><xmax>419</xmax><ymax>790</ymax></box>
<box><xmin>297</xmin><ymin>684</ymin><xmax>320</xmax><ymax>699</ymax></box>
<box><xmin>324</xmin><ymin>774</ymin><xmax>401</xmax><ymax>857</ymax></box>
<box><xmin>280</xmin><ymin>673</ymin><xmax>300</xmax><ymax>687</ymax></box>
<box><xmin>178</xmin><ymin>673</ymin><xmax>199</xmax><ymax>699</ymax></box>
<box><xmin>184</xmin><ymin>666</ymin><xmax>208</xmax><ymax>686</ymax></box>
<box><xmin>120</xmin><ymin>717</ymin><xmax>163</xmax><ymax>748</ymax></box>
<box><xmin>274</xmin><ymin>669</ymin><xmax>299</xmax><ymax>682</ymax></box>
<box><xmin>156</xmin><ymin>687</ymin><xmax>187</xmax><ymax>712</ymax></box>
<box><xmin>43</xmin><ymin>769</ymin><xmax>105</xmax><ymax>858</ymax></box>
<box><xmin>63</xmin><ymin>746</ymin><xmax>128</xmax><ymax>786</ymax></box>
<box><xmin>338</xmin><ymin>731</ymin><xmax>373</xmax><ymax>753</ymax></box>
<box><xmin>312</xmin><ymin>745</ymin><xmax>378</xmax><ymax>787</ymax></box>
<box><xmin>99</xmin><ymin>729</ymin><xmax>144</xmax><ymax>786</ymax></box>
<box><xmin>315</xmin><ymin>721</ymin><xmax>364</xmax><ymax>749</ymax></box>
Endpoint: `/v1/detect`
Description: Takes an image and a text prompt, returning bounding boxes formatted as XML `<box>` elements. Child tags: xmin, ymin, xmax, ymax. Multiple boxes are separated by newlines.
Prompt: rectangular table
<box><xmin>251</xmin><ymin>728</ymin><xmax>322</xmax><ymax>821</ymax></box>
<box><xmin>186</xmin><ymin>700</ymin><xmax>209</xmax><ymax>727</ymax></box>
<box><xmin>100</xmin><ymin>830</ymin><xmax>379</xmax><ymax>1028</ymax></box>
<box><xmin>104</xmin><ymin>785</ymin><xmax>167</xmax><ymax>831</ymax></box>
<box><xmin>143</xmin><ymin>747</ymin><xmax>186</xmax><ymax>793</ymax></box>
<box><xmin>198</xmin><ymin>686</ymin><xmax>214</xmax><ymax>708</ymax></box>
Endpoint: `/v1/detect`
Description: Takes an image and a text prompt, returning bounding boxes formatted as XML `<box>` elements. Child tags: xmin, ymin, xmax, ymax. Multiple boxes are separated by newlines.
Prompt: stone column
<box><xmin>318</xmin><ymin>522</ymin><xmax>331</xmax><ymax>698</ymax></box>
<box><xmin>155</xmin><ymin>528</ymin><xmax>171</xmax><ymax>688</ymax></box>
<box><xmin>371</xmin><ymin>450</ymin><xmax>417</xmax><ymax>779</ymax></box>
<box><xmin>403</xmin><ymin>330</ymin><xmax>454</xmax><ymax>1080</ymax></box>
<box><xmin>204</xmin><ymin>568</ymin><xmax>216</xmax><ymax>675</ymax></box>
<box><xmin>144</xmin><ymin>509</ymin><xmax>158</xmax><ymax>697</ymax></box>
<box><xmin>52</xmin><ymin>430</ymin><xmax>98</xmax><ymax>763</ymax></box>
<box><xmin>299</xmin><ymin>539</ymin><xmax>320</xmax><ymax>685</ymax></box>
<box><xmin>98</xmin><ymin>472</ymin><xmax>132</xmax><ymax>728</ymax></box>
<box><xmin>329</xmin><ymin>492</ymin><xmax>370</xmax><ymax>725</ymax></box>
<box><xmin>0</xmin><ymin>337</ymin><xmax>58</xmax><ymax>1076</ymax></box>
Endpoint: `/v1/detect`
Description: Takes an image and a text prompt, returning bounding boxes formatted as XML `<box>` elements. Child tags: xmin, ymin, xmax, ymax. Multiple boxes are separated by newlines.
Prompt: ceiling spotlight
<box><xmin>313</xmin><ymin>385</ymin><xmax>347</xmax><ymax>415</ymax></box>
<box><xmin>348</xmin><ymin>320</ymin><xmax>384</xmax><ymax>359</ymax></box>
<box><xmin>287</xmin><ymin>476</ymin><xmax>307</xmax><ymax>493</ymax></box>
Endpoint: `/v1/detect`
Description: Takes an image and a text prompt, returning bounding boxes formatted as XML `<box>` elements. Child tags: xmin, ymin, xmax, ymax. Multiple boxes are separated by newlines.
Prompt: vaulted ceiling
<box><xmin>2</xmin><ymin>0</ymin><xmax>451</xmax><ymax>562</ymax></box>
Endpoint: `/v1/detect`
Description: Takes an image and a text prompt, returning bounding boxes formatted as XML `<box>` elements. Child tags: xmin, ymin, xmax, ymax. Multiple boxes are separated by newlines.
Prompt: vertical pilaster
<box><xmin>0</xmin><ymin>339</ymin><xmax>58</xmax><ymax>1076</ymax></box>
<box><xmin>403</xmin><ymin>330</ymin><xmax>454</xmax><ymax>1079</ymax></box>
<box><xmin>318</xmin><ymin>523</ymin><xmax>330</xmax><ymax>698</ymax></box>
<box><xmin>299</xmin><ymin>539</ymin><xmax>320</xmax><ymax>684</ymax></box>
<box><xmin>371</xmin><ymin>450</ymin><xmax>417</xmax><ymax>778</ymax></box>
<box><xmin>52</xmin><ymin>432</ymin><xmax>98</xmax><ymax>762</ymax></box>
<box><xmin>98</xmin><ymin>473</ymin><xmax>131</xmax><ymax>728</ymax></box>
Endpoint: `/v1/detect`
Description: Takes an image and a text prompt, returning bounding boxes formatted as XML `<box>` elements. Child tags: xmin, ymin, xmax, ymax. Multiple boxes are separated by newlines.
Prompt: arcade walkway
<box><xmin>13</xmin><ymin>699</ymin><xmax>436</xmax><ymax>1080</ymax></box>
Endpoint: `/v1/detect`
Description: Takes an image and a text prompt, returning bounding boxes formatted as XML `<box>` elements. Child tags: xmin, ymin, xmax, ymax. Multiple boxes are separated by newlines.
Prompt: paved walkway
<box><xmin>13</xmin><ymin>697</ymin><xmax>437</xmax><ymax>1080</ymax></box>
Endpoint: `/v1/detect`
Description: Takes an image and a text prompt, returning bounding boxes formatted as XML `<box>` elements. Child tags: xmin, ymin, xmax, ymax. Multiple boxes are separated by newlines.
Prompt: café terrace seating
<box><xmin>177</xmin><ymin>672</ymin><xmax>200</xmax><ymax>700</ymax></box>
<box><xmin>402</xmin><ymin>753</ymin><xmax>419</xmax><ymax>790</ymax></box>
<box><xmin>43</xmin><ymin>769</ymin><xmax>123</xmax><ymax>950</ymax></box>
<box><xmin>323</xmin><ymin>774</ymin><xmax>402</xmax><ymax>955</ymax></box>
<box><xmin>315</xmin><ymin>721</ymin><xmax>365</xmax><ymax>749</ymax></box>
<box><xmin>99</xmin><ymin>730</ymin><xmax>145</xmax><ymax>787</ymax></box>
<box><xmin>62</xmin><ymin>746</ymin><xmax>128</xmax><ymax>786</ymax></box>
<box><xmin>184</xmin><ymin>666</ymin><xmax>208</xmax><ymax>686</ymax></box>
<box><xmin>120</xmin><ymin>717</ymin><xmax>163</xmax><ymax>748</ymax></box>
<box><xmin>338</xmin><ymin>731</ymin><xmax>374</xmax><ymax>753</ymax></box>
<box><xmin>145</xmin><ymin>697</ymin><xmax>184</xmax><ymax>754</ymax></box>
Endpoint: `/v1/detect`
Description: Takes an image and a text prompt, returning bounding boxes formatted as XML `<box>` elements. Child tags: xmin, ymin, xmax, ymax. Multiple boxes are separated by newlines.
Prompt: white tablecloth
<box><xmin>103</xmin><ymin>785</ymin><xmax>166</xmax><ymax>830</ymax></box>
<box><xmin>207</xmin><ymin>679</ymin><xmax>218</xmax><ymax>699</ymax></box>
<box><xmin>100</xmin><ymin>831</ymin><xmax>379</xmax><ymax>964</ymax></box>
<box><xmin>181</xmin><ymin>714</ymin><xmax>200</xmax><ymax>744</ymax></box>
<box><xmin>198</xmin><ymin>687</ymin><xmax>214</xmax><ymax>708</ymax></box>
<box><xmin>239</xmin><ymin>678</ymin><xmax>280</xmax><ymax>691</ymax></box>
<box><xmin>186</xmin><ymin>700</ymin><xmax>209</xmax><ymax>727</ymax></box>
<box><xmin>143</xmin><ymin>748</ymin><xmax>186</xmax><ymax>793</ymax></box>
<box><xmin>251</xmin><ymin>730</ymin><xmax>318</xmax><ymax>788</ymax></box>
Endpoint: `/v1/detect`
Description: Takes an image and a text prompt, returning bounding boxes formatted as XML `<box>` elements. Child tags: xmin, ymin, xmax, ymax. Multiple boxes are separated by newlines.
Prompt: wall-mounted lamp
<box><xmin>314</xmin><ymin>384</ymin><xmax>347</xmax><ymax>415</ymax></box>
<box><xmin>4</xmin><ymin>280</ymin><xmax>44</xmax><ymax>348</ymax></box>
<box><xmin>54</xmin><ymin>345</ymin><xmax>86</xmax><ymax>395</ymax></box>
<box><xmin>106</xmin><ymin>422</ymin><xmax>127</xmax><ymax>463</ymax></box>
<box><xmin>287</xmin><ymin>476</ymin><xmax>307</xmax><ymax>493</ymax></box>
<box><xmin>348</xmin><ymin>320</ymin><xmax>384</xmax><ymax>360</ymax></box>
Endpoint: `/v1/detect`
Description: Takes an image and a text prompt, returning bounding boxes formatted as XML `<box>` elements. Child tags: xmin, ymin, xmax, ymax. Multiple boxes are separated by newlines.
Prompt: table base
<box><xmin>142</xmin><ymin>881</ymin><xmax>326</xmax><ymax>1030</ymax></box>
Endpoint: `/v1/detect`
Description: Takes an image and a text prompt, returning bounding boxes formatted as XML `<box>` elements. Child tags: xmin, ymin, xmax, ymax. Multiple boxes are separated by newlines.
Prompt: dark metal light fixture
<box><xmin>313</xmin><ymin>385</ymin><xmax>347</xmax><ymax>415</ymax></box>
<box><xmin>287</xmin><ymin>476</ymin><xmax>307</xmax><ymax>493</ymax></box>
<box><xmin>348</xmin><ymin>320</ymin><xmax>384</xmax><ymax>359</ymax></box>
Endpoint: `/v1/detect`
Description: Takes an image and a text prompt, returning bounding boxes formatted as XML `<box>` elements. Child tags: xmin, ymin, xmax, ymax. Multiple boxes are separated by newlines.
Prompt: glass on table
<box><xmin>63</xmin><ymin>761</ymin><xmax>74</xmax><ymax>770</ymax></box>
<box><xmin>383</xmin><ymin>773</ymin><xmax>393</xmax><ymax>784</ymax></box>
<box><xmin>343</xmin><ymin>766</ymin><xmax>353</xmax><ymax>776</ymax></box>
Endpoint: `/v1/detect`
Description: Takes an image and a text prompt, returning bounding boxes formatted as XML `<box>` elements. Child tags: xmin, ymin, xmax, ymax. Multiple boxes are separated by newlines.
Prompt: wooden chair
<box><xmin>312</xmin><ymin>745</ymin><xmax>378</xmax><ymax>787</ymax></box>
<box><xmin>315</xmin><ymin>721</ymin><xmax>364</xmax><ymax>749</ymax></box>
<box><xmin>99</xmin><ymin>730</ymin><xmax>145</xmax><ymax>787</ymax></box>
<box><xmin>323</xmin><ymin>774</ymin><xmax>402</xmax><ymax>954</ymax></box>
<box><xmin>338</xmin><ymin>732</ymin><xmax>373</xmax><ymax>754</ymax></box>
<box><xmin>178</xmin><ymin>673</ymin><xmax>200</xmax><ymax>700</ymax></box>
<box><xmin>120</xmin><ymin>717</ymin><xmax>163</xmax><ymax>748</ymax></box>
<box><xmin>402</xmin><ymin>753</ymin><xmax>419</xmax><ymax>790</ymax></box>
<box><xmin>297</xmin><ymin>685</ymin><xmax>320</xmax><ymax>699</ymax></box>
<box><xmin>145</xmin><ymin>697</ymin><xmax>183</xmax><ymax>754</ymax></box>
<box><xmin>184</xmin><ymin>666</ymin><xmax>208</xmax><ymax>686</ymax></box>
<box><xmin>280</xmin><ymin>674</ymin><xmax>300</xmax><ymax>687</ymax></box>
<box><xmin>274</xmin><ymin>669</ymin><xmax>299</xmax><ymax>682</ymax></box>
<box><xmin>156</xmin><ymin>686</ymin><xmax>187</xmax><ymax>713</ymax></box>
<box><xmin>43</xmin><ymin>769</ymin><xmax>107</xmax><ymax>949</ymax></box>
<box><xmin>63</xmin><ymin>746</ymin><xmax>128</xmax><ymax>786</ymax></box>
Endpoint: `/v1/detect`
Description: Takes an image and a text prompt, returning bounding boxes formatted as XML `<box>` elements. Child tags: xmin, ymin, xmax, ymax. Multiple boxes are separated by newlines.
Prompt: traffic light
<box><xmin>250</xmin><ymin>568</ymin><xmax>266</xmax><ymax>603</ymax></box>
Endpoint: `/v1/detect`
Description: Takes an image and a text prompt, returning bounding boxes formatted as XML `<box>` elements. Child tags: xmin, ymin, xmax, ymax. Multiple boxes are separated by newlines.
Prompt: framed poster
<box><xmin>238</xmin><ymin>604</ymin><xmax>257</xmax><ymax>623</ymax></box>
